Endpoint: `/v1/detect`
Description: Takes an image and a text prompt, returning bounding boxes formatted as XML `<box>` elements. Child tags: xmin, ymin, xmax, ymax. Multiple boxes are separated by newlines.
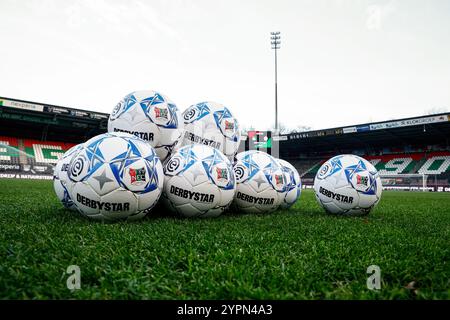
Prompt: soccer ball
<box><xmin>313</xmin><ymin>154</ymin><xmax>382</xmax><ymax>216</ymax></box>
<box><xmin>107</xmin><ymin>90</ymin><xmax>183</xmax><ymax>161</ymax></box>
<box><xmin>180</xmin><ymin>101</ymin><xmax>241</xmax><ymax>161</ymax></box>
<box><xmin>53</xmin><ymin>143</ymin><xmax>84</xmax><ymax>210</ymax></box>
<box><xmin>161</xmin><ymin>144</ymin><xmax>235</xmax><ymax>217</ymax></box>
<box><xmin>277</xmin><ymin>159</ymin><xmax>302</xmax><ymax>209</ymax></box>
<box><xmin>232</xmin><ymin>150</ymin><xmax>287</xmax><ymax>214</ymax></box>
<box><xmin>66</xmin><ymin>132</ymin><xmax>164</xmax><ymax>221</ymax></box>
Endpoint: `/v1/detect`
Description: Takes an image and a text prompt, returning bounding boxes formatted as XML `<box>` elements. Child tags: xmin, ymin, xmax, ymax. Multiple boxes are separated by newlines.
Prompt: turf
<box><xmin>0</xmin><ymin>179</ymin><xmax>449</xmax><ymax>299</ymax></box>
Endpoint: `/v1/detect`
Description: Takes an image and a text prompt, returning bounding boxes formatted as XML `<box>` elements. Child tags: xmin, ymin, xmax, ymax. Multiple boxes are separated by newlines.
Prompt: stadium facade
<box><xmin>1</xmin><ymin>96</ymin><xmax>449</xmax><ymax>191</ymax></box>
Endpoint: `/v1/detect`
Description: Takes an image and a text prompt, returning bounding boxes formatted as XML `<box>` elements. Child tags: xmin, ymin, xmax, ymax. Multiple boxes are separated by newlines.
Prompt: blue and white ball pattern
<box><xmin>181</xmin><ymin>101</ymin><xmax>240</xmax><ymax>161</ymax></box>
<box><xmin>53</xmin><ymin>143</ymin><xmax>84</xmax><ymax>210</ymax></box>
<box><xmin>313</xmin><ymin>154</ymin><xmax>382</xmax><ymax>216</ymax></box>
<box><xmin>108</xmin><ymin>90</ymin><xmax>183</xmax><ymax>161</ymax></box>
<box><xmin>65</xmin><ymin>132</ymin><xmax>163</xmax><ymax>221</ymax></box>
<box><xmin>161</xmin><ymin>144</ymin><xmax>235</xmax><ymax>217</ymax></box>
<box><xmin>233</xmin><ymin>150</ymin><xmax>287</xmax><ymax>214</ymax></box>
<box><xmin>277</xmin><ymin>159</ymin><xmax>302</xmax><ymax>209</ymax></box>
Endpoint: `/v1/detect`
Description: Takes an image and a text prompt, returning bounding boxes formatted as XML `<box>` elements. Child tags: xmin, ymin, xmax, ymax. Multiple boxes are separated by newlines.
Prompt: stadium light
<box><xmin>270</xmin><ymin>31</ymin><xmax>281</xmax><ymax>132</ymax></box>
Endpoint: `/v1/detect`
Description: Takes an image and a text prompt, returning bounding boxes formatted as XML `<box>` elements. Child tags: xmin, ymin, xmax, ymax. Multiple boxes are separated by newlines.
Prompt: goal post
<box><xmin>379</xmin><ymin>173</ymin><xmax>430</xmax><ymax>191</ymax></box>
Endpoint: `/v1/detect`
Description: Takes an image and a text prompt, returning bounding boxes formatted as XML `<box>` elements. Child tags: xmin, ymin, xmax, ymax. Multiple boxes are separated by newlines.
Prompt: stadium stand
<box><xmin>296</xmin><ymin>152</ymin><xmax>450</xmax><ymax>176</ymax></box>
<box><xmin>279</xmin><ymin>113</ymin><xmax>450</xmax><ymax>191</ymax></box>
<box><xmin>1</xmin><ymin>96</ymin><xmax>449</xmax><ymax>190</ymax></box>
<box><xmin>22</xmin><ymin>139</ymin><xmax>75</xmax><ymax>164</ymax></box>
<box><xmin>0</xmin><ymin>136</ymin><xmax>76</xmax><ymax>177</ymax></box>
<box><xmin>418</xmin><ymin>152</ymin><xmax>450</xmax><ymax>175</ymax></box>
<box><xmin>0</xmin><ymin>96</ymin><xmax>107</xmax><ymax>179</ymax></box>
<box><xmin>0</xmin><ymin>136</ymin><xmax>19</xmax><ymax>162</ymax></box>
<box><xmin>367</xmin><ymin>154</ymin><xmax>419</xmax><ymax>174</ymax></box>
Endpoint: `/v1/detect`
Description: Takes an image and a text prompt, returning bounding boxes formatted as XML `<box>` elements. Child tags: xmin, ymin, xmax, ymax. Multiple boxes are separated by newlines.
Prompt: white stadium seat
<box><xmin>0</xmin><ymin>140</ymin><xmax>11</xmax><ymax>161</ymax></box>
<box><xmin>377</xmin><ymin>157</ymin><xmax>413</xmax><ymax>175</ymax></box>
<box><xmin>369</xmin><ymin>159</ymin><xmax>381</xmax><ymax>167</ymax></box>
<box><xmin>32</xmin><ymin>144</ymin><xmax>64</xmax><ymax>164</ymax></box>
<box><xmin>418</xmin><ymin>156</ymin><xmax>450</xmax><ymax>175</ymax></box>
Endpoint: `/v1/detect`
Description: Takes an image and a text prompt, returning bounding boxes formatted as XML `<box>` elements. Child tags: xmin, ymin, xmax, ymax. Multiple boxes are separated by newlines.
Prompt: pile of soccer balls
<box><xmin>53</xmin><ymin>90</ymin><xmax>381</xmax><ymax>222</ymax></box>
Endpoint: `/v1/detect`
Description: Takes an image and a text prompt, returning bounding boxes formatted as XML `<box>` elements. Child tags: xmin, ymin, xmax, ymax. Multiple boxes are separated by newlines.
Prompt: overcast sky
<box><xmin>1</xmin><ymin>0</ymin><xmax>449</xmax><ymax>130</ymax></box>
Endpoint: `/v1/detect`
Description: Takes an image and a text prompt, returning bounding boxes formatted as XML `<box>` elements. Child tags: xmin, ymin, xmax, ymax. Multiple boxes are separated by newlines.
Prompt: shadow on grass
<box><xmin>51</xmin><ymin>205</ymin><xmax>180</xmax><ymax>225</ymax></box>
<box><xmin>52</xmin><ymin>199</ymin><xmax>368</xmax><ymax>225</ymax></box>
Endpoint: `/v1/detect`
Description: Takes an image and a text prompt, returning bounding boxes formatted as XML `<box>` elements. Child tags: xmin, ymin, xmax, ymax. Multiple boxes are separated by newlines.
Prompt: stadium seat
<box><xmin>0</xmin><ymin>136</ymin><xmax>19</xmax><ymax>162</ymax></box>
<box><xmin>418</xmin><ymin>155</ymin><xmax>450</xmax><ymax>175</ymax></box>
<box><xmin>33</xmin><ymin>144</ymin><xmax>65</xmax><ymax>164</ymax></box>
<box><xmin>286</xmin><ymin>158</ymin><xmax>323</xmax><ymax>177</ymax></box>
<box><xmin>299</xmin><ymin>152</ymin><xmax>449</xmax><ymax>179</ymax></box>
<box><xmin>377</xmin><ymin>157</ymin><xmax>413</xmax><ymax>175</ymax></box>
<box><xmin>366</xmin><ymin>153</ymin><xmax>423</xmax><ymax>175</ymax></box>
<box><xmin>23</xmin><ymin>139</ymin><xmax>74</xmax><ymax>164</ymax></box>
<box><xmin>1</xmin><ymin>137</ymin><xmax>76</xmax><ymax>167</ymax></box>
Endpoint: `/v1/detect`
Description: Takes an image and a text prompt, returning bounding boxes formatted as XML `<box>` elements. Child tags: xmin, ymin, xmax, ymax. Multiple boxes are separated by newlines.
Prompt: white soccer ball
<box><xmin>313</xmin><ymin>154</ymin><xmax>382</xmax><ymax>216</ymax></box>
<box><xmin>65</xmin><ymin>132</ymin><xmax>164</xmax><ymax>221</ymax></box>
<box><xmin>161</xmin><ymin>144</ymin><xmax>236</xmax><ymax>217</ymax></box>
<box><xmin>277</xmin><ymin>159</ymin><xmax>302</xmax><ymax>209</ymax></box>
<box><xmin>53</xmin><ymin>143</ymin><xmax>84</xmax><ymax>210</ymax></box>
<box><xmin>233</xmin><ymin>150</ymin><xmax>287</xmax><ymax>214</ymax></box>
<box><xmin>107</xmin><ymin>90</ymin><xmax>183</xmax><ymax>161</ymax></box>
<box><xmin>180</xmin><ymin>101</ymin><xmax>241</xmax><ymax>161</ymax></box>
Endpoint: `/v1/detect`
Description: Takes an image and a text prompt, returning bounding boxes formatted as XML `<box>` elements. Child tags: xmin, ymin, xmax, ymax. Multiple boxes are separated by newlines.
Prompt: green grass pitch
<box><xmin>0</xmin><ymin>179</ymin><xmax>449</xmax><ymax>299</ymax></box>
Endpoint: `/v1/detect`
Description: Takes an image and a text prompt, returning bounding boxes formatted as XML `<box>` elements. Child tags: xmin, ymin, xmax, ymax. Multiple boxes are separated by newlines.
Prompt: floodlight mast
<box><xmin>271</xmin><ymin>31</ymin><xmax>281</xmax><ymax>132</ymax></box>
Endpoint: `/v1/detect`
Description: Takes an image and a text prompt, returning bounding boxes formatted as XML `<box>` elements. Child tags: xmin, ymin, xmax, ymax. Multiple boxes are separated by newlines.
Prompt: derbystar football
<box><xmin>313</xmin><ymin>154</ymin><xmax>382</xmax><ymax>216</ymax></box>
<box><xmin>107</xmin><ymin>90</ymin><xmax>183</xmax><ymax>161</ymax></box>
<box><xmin>277</xmin><ymin>158</ymin><xmax>302</xmax><ymax>209</ymax></box>
<box><xmin>233</xmin><ymin>150</ymin><xmax>287</xmax><ymax>214</ymax></box>
<box><xmin>53</xmin><ymin>143</ymin><xmax>84</xmax><ymax>210</ymax></box>
<box><xmin>180</xmin><ymin>101</ymin><xmax>240</xmax><ymax>161</ymax></box>
<box><xmin>65</xmin><ymin>132</ymin><xmax>163</xmax><ymax>221</ymax></box>
<box><xmin>161</xmin><ymin>144</ymin><xmax>235</xmax><ymax>217</ymax></box>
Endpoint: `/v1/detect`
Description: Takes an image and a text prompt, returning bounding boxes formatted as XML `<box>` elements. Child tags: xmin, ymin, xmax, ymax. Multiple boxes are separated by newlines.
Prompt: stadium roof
<box><xmin>0</xmin><ymin>96</ymin><xmax>108</xmax><ymax>143</ymax></box>
<box><xmin>280</xmin><ymin>112</ymin><xmax>450</xmax><ymax>156</ymax></box>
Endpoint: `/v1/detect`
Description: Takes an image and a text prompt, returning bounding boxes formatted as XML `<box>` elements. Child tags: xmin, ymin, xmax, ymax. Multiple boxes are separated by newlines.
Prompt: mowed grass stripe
<box><xmin>0</xmin><ymin>179</ymin><xmax>449</xmax><ymax>299</ymax></box>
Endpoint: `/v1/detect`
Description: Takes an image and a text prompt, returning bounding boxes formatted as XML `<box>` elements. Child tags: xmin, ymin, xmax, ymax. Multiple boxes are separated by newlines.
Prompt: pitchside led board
<box><xmin>238</xmin><ymin>131</ymin><xmax>280</xmax><ymax>158</ymax></box>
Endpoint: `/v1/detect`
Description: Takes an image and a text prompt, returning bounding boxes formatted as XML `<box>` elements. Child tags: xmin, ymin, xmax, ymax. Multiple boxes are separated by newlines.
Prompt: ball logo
<box><xmin>129</xmin><ymin>167</ymin><xmax>146</xmax><ymax>185</ymax></box>
<box><xmin>356</xmin><ymin>174</ymin><xmax>368</xmax><ymax>186</ymax></box>
<box><xmin>70</xmin><ymin>156</ymin><xmax>85</xmax><ymax>178</ymax></box>
<box><xmin>110</xmin><ymin>101</ymin><xmax>123</xmax><ymax>119</ymax></box>
<box><xmin>224</xmin><ymin>120</ymin><xmax>235</xmax><ymax>131</ymax></box>
<box><xmin>318</xmin><ymin>163</ymin><xmax>330</xmax><ymax>179</ymax></box>
<box><xmin>215</xmin><ymin>167</ymin><xmax>228</xmax><ymax>181</ymax></box>
<box><xmin>154</xmin><ymin>107</ymin><xmax>168</xmax><ymax>120</ymax></box>
<box><xmin>233</xmin><ymin>164</ymin><xmax>246</xmax><ymax>182</ymax></box>
<box><xmin>165</xmin><ymin>156</ymin><xmax>182</xmax><ymax>174</ymax></box>
<box><xmin>183</xmin><ymin>107</ymin><xmax>198</xmax><ymax>122</ymax></box>
<box><xmin>274</xmin><ymin>173</ymin><xmax>284</xmax><ymax>186</ymax></box>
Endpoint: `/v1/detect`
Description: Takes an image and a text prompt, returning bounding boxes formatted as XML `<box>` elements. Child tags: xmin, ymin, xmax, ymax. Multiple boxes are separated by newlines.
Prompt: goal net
<box><xmin>379</xmin><ymin>173</ymin><xmax>431</xmax><ymax>191</ymax></box>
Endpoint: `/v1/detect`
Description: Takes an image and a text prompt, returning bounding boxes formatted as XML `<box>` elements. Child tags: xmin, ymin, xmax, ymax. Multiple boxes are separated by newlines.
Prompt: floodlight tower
<box><xmin>271</xmin><ymin>31</ymin><xmax>281</xmax><ymax>132</ymax></box>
